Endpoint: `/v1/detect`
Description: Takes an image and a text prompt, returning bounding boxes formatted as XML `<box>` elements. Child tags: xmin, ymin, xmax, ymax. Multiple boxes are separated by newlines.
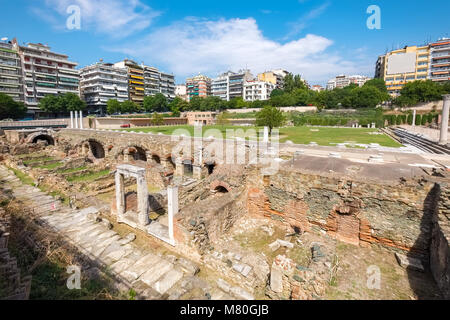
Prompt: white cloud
<box><xmin>34</xmin><ymin>0</ymin><xmax>160</xmax><ymax>37</ymax></box>
<box><xmin>113</xmin><ymin>17</ymin><xmax>370</xmax><ymax>84</ymax></box>
<box><xmin>284</xmin><ymin>2</ymin><xmax>331</xmax><ymax>40</ymax></box>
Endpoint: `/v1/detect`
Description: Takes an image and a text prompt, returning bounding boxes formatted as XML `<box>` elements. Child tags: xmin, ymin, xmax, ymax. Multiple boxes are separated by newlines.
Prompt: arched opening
<box><xmin>89</xmin><ymin>140</ymin><xmax>105</xmax><ymax>159</ymax></box>
<box><xmin>214</xmin><ymin>185</ymin><xmax>229</xmax><ymax>193</ymax></box>
<box><xmin>32</xmin><ymin>134</ymin><xmax>54</xmax><ymax>146</ymax></box>
<box><xmin>205</xmin><ymin>162</ymin><xmax>216</xmax><ymax>175</ymax></box>
<box><xmin>152</xmin><ymin>154</ymin><xmax>161</xmax><ymax>164</ymax></box>
<box><xmin>128</xmin><ymin>146</ymin><xmax>147</xmax><ymax>161</ymax></box>
<box><xmin>183</xmin><ymin>159</ymin><xmax>193</xmax><ymax>176</ymax></box>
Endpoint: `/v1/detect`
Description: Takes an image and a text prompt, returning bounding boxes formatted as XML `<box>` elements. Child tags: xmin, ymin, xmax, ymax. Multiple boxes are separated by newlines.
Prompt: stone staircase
<box><xmin>0</xmin><ymin>165</ymin><xmax>252</xmax><ymax>300</ymax></box>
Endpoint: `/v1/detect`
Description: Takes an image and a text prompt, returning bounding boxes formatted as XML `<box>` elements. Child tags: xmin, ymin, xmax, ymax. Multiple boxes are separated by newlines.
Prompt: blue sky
<box><xmin>1</xmin><ymin>0</ymin><xmax>449</xmax><ymax>85</ymax></box>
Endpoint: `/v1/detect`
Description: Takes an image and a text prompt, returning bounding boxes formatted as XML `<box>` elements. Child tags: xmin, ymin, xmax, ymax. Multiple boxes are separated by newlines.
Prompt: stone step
<box><xmin>151</xmin><ymin>268</ymin><xmax>184</xmax><ymax>295</ymax></box>
<box><xmin>137</xmin><ymin>260</ymin><xmax>174</xmax><ymax>286</ymax></box>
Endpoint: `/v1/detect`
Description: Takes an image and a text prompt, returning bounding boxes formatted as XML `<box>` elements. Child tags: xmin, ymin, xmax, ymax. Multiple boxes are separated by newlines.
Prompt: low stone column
<box><xmin>167</xmin><ymin>186</ymin><xmax>178</xmax><ymax>246</ymax></box>
<box><xmin>136</xmin><ymin>171</ymin><xmax>149</xmax><ymax>227</ymax></box>
<box><xmin>115</xmin><ymin>171</ymin><xmax>125</xmax><ymax>218</ymax></box>
<box><xmin>79</xmin><ymin>110</ymin><xmax>83</xmax><ymax>129</ymax></box>
<box><xmin>70</xmin><ymin>111</ymin><xmax>74</xmax><ymax>129</ymax></box>
<box><xmin>74</xmin><ymin>111</ymin><xmax>78</xmax><ymax>129</ymax></box>
<box><xmin>412</xmin><ymin>110</ymin><xmax>416</xmax><ymax>127</ymax></box>
<box><xmin>439</xmin><ymin>95</ymin><xmax>450</xmax><ymax>145</ymax></box>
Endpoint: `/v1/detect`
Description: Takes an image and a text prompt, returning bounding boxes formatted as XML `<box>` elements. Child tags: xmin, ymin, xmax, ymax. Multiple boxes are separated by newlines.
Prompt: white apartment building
<box><xmin>80</xmin><ymin>61</ymin><xmax>128</xmax><ymax>114</ymax></box>
<box><xmin>14</xmin><ymin>40</ymin><xmax>79</xmax><ymax>113</ymax></box>
<box><xmin>212</xmin><ymin>70</ymin><xmax>253</xmax><ymax>101</ymax></box>
<box><xmin>159</xmin><ymin>71</ymin><xmax>176</xmax><ymax>99</ymax></box>
<box><xmin>243</xmin><ymin>80</ymin><xmax>276</xmax><ymax>101</ymax></box>
<box><xmin>143</xmin><ymin>66</ymin><xmax>160</xmax><ymax>97</ymax></box>
<box><xmin>0</xmin><ymin>40</ymin><xmax>24</xmax><ymax>104</ymax></box>
<box><xmin>326</xmin><ymin>74</ymin><xmax>371</xmax><ymax>90</ymax></box>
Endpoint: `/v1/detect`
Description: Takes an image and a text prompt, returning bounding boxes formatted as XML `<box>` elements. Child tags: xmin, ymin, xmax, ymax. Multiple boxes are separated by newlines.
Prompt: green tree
<box><xmin>350</xmin><ymin>86</ymin><xmax>384</xmax><ymax>109</ymax></box>
<box><xmin>121</xmin><ymin>100</ymin><xmax>139</xmax><ymax>114</ymax></box>
<box><xmin>143</xmin><ymin>93</ymin><xmax>168</xmax><ymax>112</ymax></box>
<box><xmin>60</xmin><ymin>92</ymin><xmax>86</xmax><ymax>111</ymax></box>
<box><xmin>0</xmin><ymin>93</ymin><xmax>27</xmax><ymax>120</ymax></box>
<box><xmin>106</xmin><ymin>99</ymin><xmax>121</xmax><ymax>115</ymax></box>
<box><xmin>255</xmin><ymin>105</ymin><xmax>286</xmax><ymax>134</ymax></box>
<box><xmin>397</xmin><ymin>80</ymin><xmax>444</xmax><ymax>106</ymax></box>
<box><xmin>38</xmin><ymin>95</ymin><xmax>62</xmax><ymax>113</ymax></box>
<box><xmin>363</xmin><ymin>78</ymin><xmax>390</xmax><ymax>101</ymax></box>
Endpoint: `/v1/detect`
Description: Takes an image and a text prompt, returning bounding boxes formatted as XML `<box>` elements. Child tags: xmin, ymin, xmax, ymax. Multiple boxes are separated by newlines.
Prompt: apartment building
<box><xmin>0</xmin><ymin>41</ymin><xmax>24</xmax><ymax>103</ymax></box>
<box><xmin>374</xmin><ymin>45</ymin><xmax>430</xmax><ymax>96</ymax></box>
<box><xmin>79</xmin><ymin>61</ymin><xmax>128</xmax><ymax>114</ymax></box>
<box><xmin>186</xmin><ymin>74</ymin><xmax>211</xmax><ymax>101</ymax></box>
<box><xmin>114</xmin><ymin>59</ymin><xmax>145</xmax><ymax>104</ymax></box>
<box><xmin>143</xmin><ymin>66</ymin><xmax>160</xmax><ymax>97</ymax></box>
<box><xmin>257</xmin><ymin>69</ymin><xmax>289</xmax><ymax>89</ymax></box>
<box><xmin>14</xmin><ymin>40</ymin><xmax>79</xmax><ymax>114</ymax></box>
<box><xmin>211</xmin><ymin>72</ymin><xmax>230</xmax><ymax>100</ymax></box>
<box><xmin>159</xmin><ymin>71</ymin><xmax>175</xmax><ymax>99</ymax></box>
<box><xmin>243</xmin><ymin>80</ymin><xmax>276</xmax><ymax>101</ymax></box>
<box><xmin>175</xmin><ymin>84</ymin><xmax>188</xmax><ymax>101</ymax></box>
<box><xmin>429</xmin><ymin>38</ymin><xmax>450</xmax><ymax>83</ymax></box>
<box><xmin>327</xmin><ymin>75</ymin><xmax>371</xmax><ymax>90</ymax></box>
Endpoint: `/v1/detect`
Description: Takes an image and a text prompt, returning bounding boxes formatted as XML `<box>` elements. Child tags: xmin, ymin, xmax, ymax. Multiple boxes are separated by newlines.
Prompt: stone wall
<box><xmin>430</xmin><ymin>183</ymin><xmax>450</xmax><ymax>299</ymax></box>
<box><xmin>246</xmin><ymin>167</ymin><xmax>437</xmax><ymax>256</ymax></box>
<box><xmin>0</xmin><ymin>207</ymin><xmax>32</xmax><ymax>300</ymax></box>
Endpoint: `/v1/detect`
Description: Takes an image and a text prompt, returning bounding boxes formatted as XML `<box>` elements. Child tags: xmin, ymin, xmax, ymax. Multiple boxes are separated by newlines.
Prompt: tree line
<box><xmin>0</xmin><ymin>93</ymin><xmax>27</xmax><ymax>120</ymax></box>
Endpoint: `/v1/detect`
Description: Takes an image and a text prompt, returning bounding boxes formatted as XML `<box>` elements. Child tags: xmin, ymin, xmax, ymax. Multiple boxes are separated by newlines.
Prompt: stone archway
<box><xmin>210</xmin><ymin>180</ymin><xmax>231</xmax><ymax>193</ymax></box>
<box><xmin>32</xmin><ymin>134</ymin><xmax>55</xmax><ymax>145</ymax></box>
<box><xmin>88</xmin><ymin>140</ymin><xmax>105</xmax><ymax>159</ymax></box>
<box><xmin>128</xmin><ymin>146</ymin><xmax>147</xmax><ymax>161</ymax></box>
<box><xmin>26</xmin><ymin>131</ymin><xmax>55</xmax><ymax>146</ymax></box>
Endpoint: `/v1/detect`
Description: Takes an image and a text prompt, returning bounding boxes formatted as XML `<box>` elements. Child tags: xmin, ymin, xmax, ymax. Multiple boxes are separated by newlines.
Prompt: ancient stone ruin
<box><xmin>0</xmin><ymin>127</ymin><xmax>449</xmax><ymax>300</ymax></box>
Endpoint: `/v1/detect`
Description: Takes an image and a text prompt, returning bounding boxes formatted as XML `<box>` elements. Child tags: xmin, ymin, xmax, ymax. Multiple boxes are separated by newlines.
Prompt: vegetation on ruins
<box><xmin>0</xmin><ymin>93</ymin><xmax>27</xmax><ymax>120</ymax></box>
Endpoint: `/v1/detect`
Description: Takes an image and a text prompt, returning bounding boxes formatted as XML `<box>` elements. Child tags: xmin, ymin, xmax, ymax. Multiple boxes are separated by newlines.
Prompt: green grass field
<box><xmin>118</xmin><ymin>125</ymin><xmax>402</xmax><ymax>148</ymax></box>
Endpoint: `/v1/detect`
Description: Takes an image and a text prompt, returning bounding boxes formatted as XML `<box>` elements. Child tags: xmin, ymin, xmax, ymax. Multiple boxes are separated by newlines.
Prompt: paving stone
<box><xmin>270</xmin><ymin>266</ymin><xmax>283</xmax><ymax>293</ymax></box>
<box><xmin>138</xmin><ymin>260</ymin><xmax>174</xmax><ymax>286</ymax></box>
<box><xmin>176</xmin><ymin>257</ymin><xmax>200</xmax><ymax>276</ymax></box>
<box><xmin>122</xmin><ymin>254</ymin><xmax>161</xmax><ymax>282</ymax></box>
<box><xmin>216</xmin><ymin>278</ymin><xmax>231</xmax><ymax>293</ymax></box>
<box><xmin>152</xmin><ymin>268</ymin><xmax>184</xmax><ymax>294</ymax></box>
<box><xmin>230</xmin><ymin>286</ymin><xmax>254</xmax><ymax>300</ymax></box>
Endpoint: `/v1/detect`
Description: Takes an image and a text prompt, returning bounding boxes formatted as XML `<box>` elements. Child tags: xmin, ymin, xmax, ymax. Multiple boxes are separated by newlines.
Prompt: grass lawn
<box><xmin>118</xmin><ymin>125</ymin><xmax>402</xmax><ymax>148</ymax></box>
<box><xmin>66</xmin><ymin>169</ymin><xmax>110</xmax><ymax>183</ymax></box>
<box><xmin>278</xmin><ymin>127</ymin><xmax>402</xmax><ymax>148</ymax></box>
